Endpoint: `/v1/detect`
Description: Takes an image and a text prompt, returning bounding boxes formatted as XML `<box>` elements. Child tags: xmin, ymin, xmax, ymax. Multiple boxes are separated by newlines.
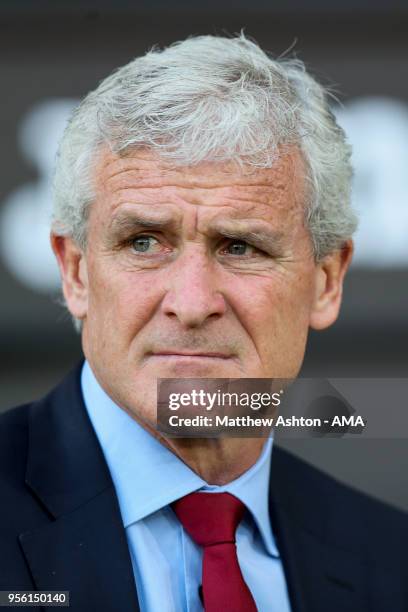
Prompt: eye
<box><xmin>223</xmin><ymin>240</ymin><xmax>254</xmax><ymax>256</ymax></box>
<box><xmin>131</xmin><ymin>235</ymin><xmax>159</xmax><ymax>253</ymax></box>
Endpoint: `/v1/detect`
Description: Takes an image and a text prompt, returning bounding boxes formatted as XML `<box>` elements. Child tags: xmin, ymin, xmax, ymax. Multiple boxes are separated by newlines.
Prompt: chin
<box><xmin>141</xmin><ymin>354</ymin><xmax>239</xmax><ymax>379</ymax></box>
<box><xmin>155</xmin><ymin>362</ymin><xmax>232</xmax><ymax>378</ymax></box>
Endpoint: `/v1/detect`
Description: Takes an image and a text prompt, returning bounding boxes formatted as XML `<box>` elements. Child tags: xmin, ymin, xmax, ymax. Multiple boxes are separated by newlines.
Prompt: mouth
<box><xmin>147</xmin><ymin>351</ymin><xmax>232</xmax><ymax>360</ymax></box>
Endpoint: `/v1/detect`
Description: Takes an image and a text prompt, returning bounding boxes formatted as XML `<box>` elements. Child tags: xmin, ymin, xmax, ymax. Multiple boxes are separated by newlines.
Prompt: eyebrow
<box><xmin>109</xmin><ymin>211</ymin><xmax>177</xmax><ymax>233</ymax></box>
<box><xmin>108</xmin><ymin>210</ymin><xmax>286</xmax><ymax>253</ymax></box>
<box><xmin>210</xmin><ymin>220</ymin><xmax>286</xmax><ymax>253</ymax></box>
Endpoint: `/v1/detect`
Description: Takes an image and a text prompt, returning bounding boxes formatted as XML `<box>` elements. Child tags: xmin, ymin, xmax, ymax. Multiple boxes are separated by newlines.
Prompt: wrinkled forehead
<box><xmin>94</xmin><ymin>144</ymin><xmax>305</xmax><ymax>187</ymax></box>
<box><xmin>91</xmin><ymin>145</ymin><xmax>308</xmax><ymax>223</ymax></box>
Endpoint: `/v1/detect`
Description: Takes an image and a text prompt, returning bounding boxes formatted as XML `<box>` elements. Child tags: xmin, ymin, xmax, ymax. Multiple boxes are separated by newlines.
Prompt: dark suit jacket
<box><xmin>1</xmin><ymin>363</ymin><xmax>407</xmax><ymax>611</ymax></box>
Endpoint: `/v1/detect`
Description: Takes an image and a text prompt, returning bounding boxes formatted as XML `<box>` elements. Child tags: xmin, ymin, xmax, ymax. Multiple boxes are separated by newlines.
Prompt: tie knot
<box><xmin>172</xmin><ymin>492</ymin><xmax>246</xmax><ymax>547</ymax></box>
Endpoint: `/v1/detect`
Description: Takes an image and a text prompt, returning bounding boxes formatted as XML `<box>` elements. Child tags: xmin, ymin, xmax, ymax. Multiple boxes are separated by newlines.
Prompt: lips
<box><xmin>148</xmin><ymin>351</ymin><xmax>231</xmax><ymax>359</ymax></box>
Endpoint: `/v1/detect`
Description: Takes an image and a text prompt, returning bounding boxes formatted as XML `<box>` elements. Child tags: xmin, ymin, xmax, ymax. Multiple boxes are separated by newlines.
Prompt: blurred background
<box><xmin>0</xmin><ymin>1</ymin><xmax>407</xmax><ymax>508</ymax></box>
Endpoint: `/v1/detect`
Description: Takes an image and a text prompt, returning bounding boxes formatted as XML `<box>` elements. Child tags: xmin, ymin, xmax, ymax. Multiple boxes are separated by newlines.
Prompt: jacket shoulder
<box><xmin>271</xmin><ymin>445</ymin><xmax>408</xmax><ymax>563</ymax></box>
<box><xmin>0</xmin><ymin>363</ymin><xmax>84</xmax><ymax>488</ymax></box>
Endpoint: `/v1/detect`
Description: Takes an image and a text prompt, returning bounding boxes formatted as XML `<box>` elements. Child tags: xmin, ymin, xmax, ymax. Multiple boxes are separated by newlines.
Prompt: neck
<box><xmin>155</xmin><ymin>434</ymin><xmax>266</xmax><ymax>485</ymax></box>
<box><xmin>112</xmin><ymin>395</ymin><xmax>268</xmax><ymax>485</ymax></box>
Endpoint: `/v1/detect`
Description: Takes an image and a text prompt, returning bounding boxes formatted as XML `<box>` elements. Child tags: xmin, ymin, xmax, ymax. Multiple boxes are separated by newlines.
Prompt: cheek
<box><xmin>227</xmin><ymin>271</ymin><xmax>312</xmax><ymax>320</ymax></box>
<box><xmin>87</xmin><ymin>266</ymin><xmax>161</xmax><ymax>344</ymax></box>
<box><xmin>224</xmin><ymin>269</ymin><xmax>315</xmax><ymax>351</ymax></box>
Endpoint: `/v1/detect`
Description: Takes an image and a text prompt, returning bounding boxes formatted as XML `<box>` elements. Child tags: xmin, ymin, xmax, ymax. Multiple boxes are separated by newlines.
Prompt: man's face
<box><xmin>54</xmin><ymin>147</ymin><xmax>350</xmax><ymax>429</ymax></box>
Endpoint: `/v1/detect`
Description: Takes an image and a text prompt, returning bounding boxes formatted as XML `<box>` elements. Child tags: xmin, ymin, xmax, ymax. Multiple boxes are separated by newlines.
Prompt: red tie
<box><xmin>172</xmin><ymin>492</ymin><xmax>258</xmax><ymax>611</ymax></box>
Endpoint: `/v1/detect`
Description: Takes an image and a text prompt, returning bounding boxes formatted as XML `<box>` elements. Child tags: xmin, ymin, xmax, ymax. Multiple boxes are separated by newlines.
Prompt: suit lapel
<box><xmin>20</xmin><ymin>364</ymin><xmax>140</xmax><ymax>612</ymax></box>
<box><xmin>269</xmin><ymin>445</ymin><xmax>367</xmax><ymax>612</ymax></box>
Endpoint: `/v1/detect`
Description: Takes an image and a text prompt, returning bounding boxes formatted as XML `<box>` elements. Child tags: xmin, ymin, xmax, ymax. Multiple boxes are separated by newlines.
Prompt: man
<box><xmin>0</xmin><ymin>35</ymin><xmax>406</xmax><ymax>612</ymax></box>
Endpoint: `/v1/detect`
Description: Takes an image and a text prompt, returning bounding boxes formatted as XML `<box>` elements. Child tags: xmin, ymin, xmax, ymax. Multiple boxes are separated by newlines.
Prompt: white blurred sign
<box><xmin>0</xmin><ymin>99</ymin><xmax>78</xmax><ymax>292</ymax></box>
<box><xmin>0</xmin><ymin>96</ymin><xmax>407</xmax><ymax>296</ymax></box>
<box><xmin>335</xmin><ymin>98</ymin><xmax>408</xmax><ymax>267</ymax></box>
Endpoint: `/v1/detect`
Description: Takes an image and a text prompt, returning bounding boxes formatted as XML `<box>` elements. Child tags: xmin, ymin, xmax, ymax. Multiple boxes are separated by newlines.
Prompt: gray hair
<box><xmin>53</xmin><ymin>33</ymin><xmax>357</xmax><ymax>263</ymax></box>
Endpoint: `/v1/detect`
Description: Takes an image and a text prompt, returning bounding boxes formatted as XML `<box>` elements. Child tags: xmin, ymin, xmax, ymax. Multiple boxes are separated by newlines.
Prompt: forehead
<box><xmin>92</xmin><ymin>146</ymin><xmax>307</xmax><ymax>224</ymax></box>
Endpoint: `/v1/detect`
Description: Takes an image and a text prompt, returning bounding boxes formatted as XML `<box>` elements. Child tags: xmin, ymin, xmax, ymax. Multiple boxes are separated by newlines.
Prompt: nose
<box><xmin>161</xmin><ymin>249</ymin><xmax>227</xmax><ymax>328</ymax></box>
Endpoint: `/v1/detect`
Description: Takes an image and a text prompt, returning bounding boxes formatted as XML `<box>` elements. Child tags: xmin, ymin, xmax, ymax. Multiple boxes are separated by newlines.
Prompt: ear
<box><xmin>309</xmin><ymin>240</ymin><xmax>353</xmax><ymax>330</ymax></box>
<box><xmin>50</xmin><ymin>233</ymin><xmax>88</xmax><ymax>321</ymax></box>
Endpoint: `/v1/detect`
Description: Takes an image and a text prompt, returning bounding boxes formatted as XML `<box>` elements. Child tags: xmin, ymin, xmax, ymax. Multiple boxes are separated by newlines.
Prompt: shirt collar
<box><xmin>81</xmin><ymin>361</ymin><xmax>279</xmax><ymax>557</ymax></box>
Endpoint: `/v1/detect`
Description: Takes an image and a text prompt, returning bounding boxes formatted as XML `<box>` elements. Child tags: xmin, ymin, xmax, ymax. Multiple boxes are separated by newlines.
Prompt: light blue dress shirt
<box><xmin>81</xmin><ymin>361</ymin><xmax>292</xmax><ymax>612</ymax></box>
